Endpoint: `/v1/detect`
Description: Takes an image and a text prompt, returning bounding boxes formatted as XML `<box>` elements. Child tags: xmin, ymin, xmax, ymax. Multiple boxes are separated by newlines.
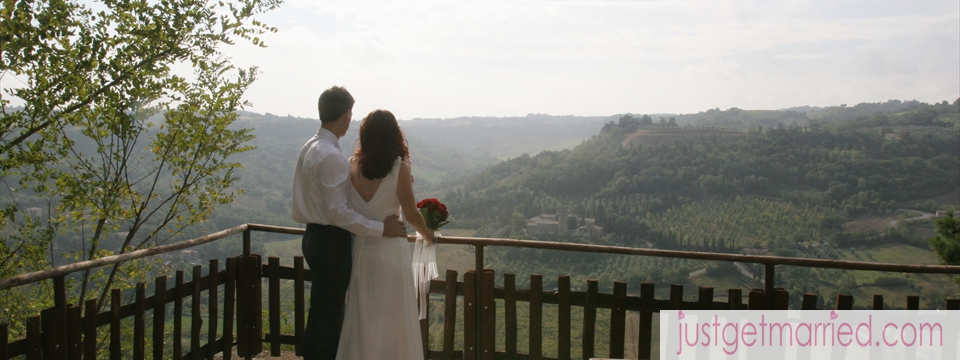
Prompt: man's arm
<box><xmin>317</xmin><ymin>154</ymin><xmax>407</xmax><ymax>237</ymax></box>
<box><xmin>316</xmin><ymin>154</ymin><xmax>382</xmax><ymax>237</ymax></box>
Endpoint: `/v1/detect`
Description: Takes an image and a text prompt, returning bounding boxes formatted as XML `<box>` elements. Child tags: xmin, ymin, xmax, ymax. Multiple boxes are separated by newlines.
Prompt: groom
<box><xmin>292</xmin><ymin>86</ymin><xmax>408</xmax><ymax>360</ymax></box>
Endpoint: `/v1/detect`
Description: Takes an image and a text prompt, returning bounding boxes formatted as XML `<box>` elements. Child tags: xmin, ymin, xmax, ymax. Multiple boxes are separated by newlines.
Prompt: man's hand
<box><xmin>382</xmin><ymin>215</ymin><xmax>408</xmax><ymax>238</ymax></box>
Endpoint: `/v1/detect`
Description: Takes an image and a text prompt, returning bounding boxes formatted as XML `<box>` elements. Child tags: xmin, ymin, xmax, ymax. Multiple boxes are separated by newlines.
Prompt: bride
<box><xmin>336</xmin><ymin>109</ymin><xmax>436</xmax><ymax>359</ymax></box>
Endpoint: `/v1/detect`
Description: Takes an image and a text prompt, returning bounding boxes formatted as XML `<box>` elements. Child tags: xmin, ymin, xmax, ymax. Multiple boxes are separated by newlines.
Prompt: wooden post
<box><xmin>583</xmin><ymin>280</ymin><xmax>599</xmax><ymax>360</ymax></box>
<box><xmin>463</xmin><ymin>271</ymin><xmax>477</xmax><ymax>360</ymax></box>
<box><xmin>557</xmin><ymin>275</ymin><xmax>570</xmax><ymax>360</ymax></box>
<box><xmin>443</xmin><ymin>270</ymin><xmax>458</xmax><ymax>360</ymax></box>
<box><xmin>529</xmin><ymin>274</ymin><xmax>543</xmax><ymax>360</ymax></box>
<box><xmin>294</xmin><ymin>256</ymin><xmax>305</xmax><ymax>357</ymax></box>
<box><xmin>236</xmin><ymin>255</ymin><xmax>262</xmax><ymax>358</ymax></box>
<box><xmin>801</xmin><ymin>293</ymin><xmax>818</xmax><ymax>310</ymax></box>
<box><xmin>637</xmin><ymin>282</ymin><xmax>654</xmax><ymax>360</ymax></box>
<box><xmin>40</xmin><ymin>306</ymin><xmax>67</xmax><ymax>359</ymax></box>
<box><xmin>268</xmin><ymin>257</ymin><xmax>281</xmax><ymax>356</ymax></box>
<box><xmin>191</xmin><ymin>265</ymin><xmax>202</xmax><ymax>360</ymax></box>
<box><xmin>836</xmin><ymin>294</ymin><xmax>854</xmax><ymax>310</ymax></box>
<box><xmin>503</xmin><ymin>273</ymin><xmax>517</xmax><ymax>360</ymax></box>
<box><xmin>243</xmin><ymin>230</ymin><xmax>251</xmax><ymax>257</ymax></box>
<box><xmin>669</xmin><ymin>284</ymin><xmax>683</xmax><ymax>310</ymax></box>
<box><xmin>110</xmin><ymin>288</ymin><xmax>121</xmax><ymax>360</ymax></box>
<box><xmin>473</xmin><ymin>245</ymin><xmax>484</xmax><ymax>360</ymax></box>
<box><xmin>27</xmin><ymin>315</ymin><xmax>41</xmax><ymax>360</ymax></box>
<box><xmin>698</xmin><ymin>287</ymin><xmax>713</xmax><ymax>310</ymax></box>
<box><xmin>208</xmin><ymin>259</ymin><xmax>219</xmax><ymax>360</ymax></box>
<box><xmin>774</xmin><ymin>288</ymin><xmax>789</xmax><ymax>310</ymax></box>
<box><xmin>54</xmin><ymin>275</ymin><xmax>67</xmax><ymax>310</ymax></box>
<box><xmin>53</xmin><ymin>274</ymin><xmax>68</xmax><ymax>360</ymax></box>
<box><xmin>748</xmin><ymin>289</ymin><xmax>763</xmax><ymax>310</ymax></box>
<box><xmin>609</xmin><ymin>281</ymin><xmax>626</xmax><ymax>359</ymax></box>
<box><xmin>728</xmin><ymin>289</ymin><xmax>742</xmax><ymax>310</ymax></box>
<box><xmin>83</xmin><ymin>299</ymin><xmax>97</xmax><ymax>360</ymax></box>
<box><xmin>480</xmin><ymin>269</ymin><xmax>495</xmax><ymax>360</ymax></box>
<box><xmin>947</xmin><ymin>299</ymin><xmax>959</xmax><ymax>310</ymax></box>
<box><xmin>134</xmin><ymin>283</ymin><xmax>146</xmax><ymax>360</ymax></box>
<box><xmin>223</xmin><ymin>258</ymin><xmax>237</xmax><ymax>360</ymax></box>
<box><xmin>420</xmin><ymin>287</ymin><xmax>429</xmax><ymax>360</ymax></box>
<box><xmin>0</xmin><ymin>323</ymin><xmax>7</xmax><ymax>360</ymax></box>
<box><xmin>68</xmin><ymin>305</ymin><xmax>82</xmax><ymax>360</ymax></box>
<box><xmin>906</xmin><ymin>295</ymin><xmax>919</xmax><ymax>310</ymax></box>
<box><xmin>174</xmin><ymin>271</ymin><xmax>184</xmax><ymax>360</ymax></box>
<box><xmin>764</xmin><ymin>264</ymin><xmax>775</xmax><ymax>310</ymax></box>
<box><xmin>154</xmin><ymin>276</ymin><xmax>167</xmax><ymax>360</ymax></box>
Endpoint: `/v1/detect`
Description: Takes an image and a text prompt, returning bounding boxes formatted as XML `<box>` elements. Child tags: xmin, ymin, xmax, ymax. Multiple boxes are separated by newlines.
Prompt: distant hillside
<box><xmin>431</xmin><ymin>99</ymin><xmax>960</xmax><ymax>308</ymax></box>
<box><xmin>210</xmin><ymin>112</ymin><xmax>611</xmax><ymax>230</ymax></box>
<box><xmin>218</xmin><ymin>100</ymin><xmax>959</xmax><ymax>233</ymax></box>
<box><xmin>210</xmin><ymin>113</ymin><xmax>502</xmax><ymax>231</ymax></box>
<box><xmin>785</xmin><ymin>99</ymin><xmax>960</xmax><ymax>124</ymax></box>
<box><xmin>399</xmin><ymin>114</ymin><xmax>612</xmax><ymax>160</ymax></box>
<box><xmin>621</xmin><ymin>128</ymin><xmax>747</xmax><ymax>148</ymax></box>
<box><xmin>619</xmin><ymin>98</ymin><xmax>960</xmax><ymax>130</ymax></box>
<box><xmin>673</xmin><ymin>108</ymin><xmax>811</xmax><ymax>128</ymax></box>
<box><xmin>442</xmin><ymin>99</ymin><xmax>960</xmax><ymax>243</ymax></box>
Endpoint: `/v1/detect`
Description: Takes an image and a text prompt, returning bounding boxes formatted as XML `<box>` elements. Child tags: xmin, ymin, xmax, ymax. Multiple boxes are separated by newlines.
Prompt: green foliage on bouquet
<box><xmin>417</xmin><ymin>198</ymin><xmax>450</xmax><ymax>230</ymax></box>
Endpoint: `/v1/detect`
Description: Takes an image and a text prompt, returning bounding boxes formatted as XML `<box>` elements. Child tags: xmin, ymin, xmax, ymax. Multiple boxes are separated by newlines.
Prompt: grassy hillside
<box><xmin>429</xmin><ymin>100</ymin><xmax>960</xmax><ymax>316</ymax></box>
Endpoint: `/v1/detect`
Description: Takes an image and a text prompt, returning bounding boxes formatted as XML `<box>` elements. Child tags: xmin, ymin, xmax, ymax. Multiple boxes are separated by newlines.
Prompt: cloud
<box><xmin>222</xmin><ymin>0</ymin><xmax>959</xmax><ymax>118</ymax></box>
<box><xmin>682</xmin><ymin>60</ymin><xmax>748</xmax><ymax>82</ymax></box>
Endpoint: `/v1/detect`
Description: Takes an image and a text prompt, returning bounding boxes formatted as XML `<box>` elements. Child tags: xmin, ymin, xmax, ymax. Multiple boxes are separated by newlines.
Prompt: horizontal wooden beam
<box><xmin>0</xmin><ymin>225</ymin><xmax>248</xmax><ymax>290</ymax></box>
<box><xmin>5</xmin><ymin>222</ymin><xmax>959</xmax><ymax>292</ymax></box>
<box><xmin>250</xmin><ymin>224</ymin><xmax>960</xmax><ymax>275</ymax></box>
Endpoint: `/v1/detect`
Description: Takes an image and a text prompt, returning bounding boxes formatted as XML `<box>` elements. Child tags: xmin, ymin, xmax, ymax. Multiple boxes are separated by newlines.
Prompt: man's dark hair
<box><xmin>317</xmin><ymin>86</ymin><xmax>355</xmax><ymax>123</ymax></box>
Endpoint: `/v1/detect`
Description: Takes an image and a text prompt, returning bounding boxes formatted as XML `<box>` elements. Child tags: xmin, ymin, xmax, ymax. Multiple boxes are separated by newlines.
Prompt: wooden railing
<box><xmin>0</xmin><ymin>223</ymin><xmax>958</xmax><ymax>360</ymax></box>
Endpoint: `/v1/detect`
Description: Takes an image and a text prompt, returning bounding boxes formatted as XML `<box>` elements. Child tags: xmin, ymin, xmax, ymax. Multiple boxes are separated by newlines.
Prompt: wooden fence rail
<box><xmin>1</xmin><ymin>224</ymin><xmax>958</xmax><ymax>360</ymax></box>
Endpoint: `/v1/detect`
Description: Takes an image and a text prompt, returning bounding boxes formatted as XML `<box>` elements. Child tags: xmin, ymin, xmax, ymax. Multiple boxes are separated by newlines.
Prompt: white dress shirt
<box><xmin>292</xmin><ymin>128</ymin><xmax>383</xmax><ymax>238</ymax></box>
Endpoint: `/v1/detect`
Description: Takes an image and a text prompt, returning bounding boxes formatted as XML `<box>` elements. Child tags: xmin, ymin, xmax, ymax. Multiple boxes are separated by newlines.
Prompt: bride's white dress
<box><xmin>336</xmin><ymin>158</ymin><xmax>424</xmax><ymax>360</ymax></box>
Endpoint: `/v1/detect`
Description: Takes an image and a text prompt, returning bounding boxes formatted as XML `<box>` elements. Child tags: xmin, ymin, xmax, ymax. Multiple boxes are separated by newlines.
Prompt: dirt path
<box><xmin>887</xmin><ymin>209</ymin><xmax>935</xmax><ymax>228</ymax></box>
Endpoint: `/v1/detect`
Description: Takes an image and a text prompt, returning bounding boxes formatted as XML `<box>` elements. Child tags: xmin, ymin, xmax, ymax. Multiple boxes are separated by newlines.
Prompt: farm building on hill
<box><xmin>526</xmin><ymin>212</ymin><xmax>603</xmax><ymax>239</ymax></box>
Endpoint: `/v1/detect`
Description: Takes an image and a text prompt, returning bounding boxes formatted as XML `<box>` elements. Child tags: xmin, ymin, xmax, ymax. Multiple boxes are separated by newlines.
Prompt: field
<box><xmin>838</xmin><ymin>243</ymin><xmax>957</xmax><ymax>309</ymax></box>
<box><xmin>841</xmin><ymin>214</ymin><xmax>893</xmax><ymax>232</ymax></box>
<box><xmin>621</xmin><ymin>129</ymin><xmax>746</xmax><ymax>148</ymax></box>
<box><xmin>495</xmin><ymin>137</ymin><xmax>590</xmax><ymax>161</ymax></box>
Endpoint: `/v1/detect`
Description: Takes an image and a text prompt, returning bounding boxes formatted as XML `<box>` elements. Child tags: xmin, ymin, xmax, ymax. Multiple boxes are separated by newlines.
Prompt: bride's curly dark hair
<box><xmin>354</xmin><ymin>109</ymin><xmax>410</xmax><ymax>179</ymax></box>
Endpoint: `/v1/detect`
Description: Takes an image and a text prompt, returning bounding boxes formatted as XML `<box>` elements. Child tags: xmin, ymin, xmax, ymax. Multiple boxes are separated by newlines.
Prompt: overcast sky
<box><xmin>16</xmin><ymin>0</ymin><xmax>957</xmax><ymax>121</ymax></box>
<box><xmin>224</xmin><ymin>0</ymin><xmax>958</xmax><ymax>120</ymax></box>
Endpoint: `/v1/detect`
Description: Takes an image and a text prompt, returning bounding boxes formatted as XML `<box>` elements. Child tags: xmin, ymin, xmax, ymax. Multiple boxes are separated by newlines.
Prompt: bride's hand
<box><xmin>421</xmin><ymin>229</ymin><xmax>436</xmax><ymax>245</ymax></box>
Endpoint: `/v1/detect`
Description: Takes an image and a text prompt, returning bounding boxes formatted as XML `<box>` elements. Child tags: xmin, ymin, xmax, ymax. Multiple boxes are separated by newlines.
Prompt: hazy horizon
<box><xmin>3</xmin><ymin>1</ymin><xmax>958</xmax><ymax>121</ymax></box>
<box><xmin>221</xmin><ymin>0</ymin><xmax>958</xmax><ymax>120</ymax></box>
<box><xmin>242</xmin><ymin>97</ymin><xmax>957</xmax><ymax>122</ymax></box>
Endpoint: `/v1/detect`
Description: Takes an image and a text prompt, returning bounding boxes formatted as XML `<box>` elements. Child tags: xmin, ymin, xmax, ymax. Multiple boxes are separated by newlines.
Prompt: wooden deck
<box><xmin>0</xmin><ymin>223</ymin><xmax>958</xmax><ymax>360</ymax></box>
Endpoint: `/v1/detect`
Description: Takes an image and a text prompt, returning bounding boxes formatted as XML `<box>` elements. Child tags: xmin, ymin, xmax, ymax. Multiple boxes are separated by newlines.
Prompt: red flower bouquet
<box><xmin>416</xmin><ymin>198</ymin><xmax>450</xmax><ymax>230</ymax></box>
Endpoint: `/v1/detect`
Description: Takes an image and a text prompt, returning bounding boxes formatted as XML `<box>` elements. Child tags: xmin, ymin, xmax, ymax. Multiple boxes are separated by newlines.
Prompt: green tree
<box><xmin>929</xmin><ymin>213</ymin><xmax>960</xmax><ymax>289</ymax></box>
<box><xmin>510</xmin><ymin>211</ymin><xmax>527</xmax><ymax>238</ymax></box>
<box><xmin>0</xmin><ymin>0</ymin><xmax>280</xmax><ymax>333</ymax></box>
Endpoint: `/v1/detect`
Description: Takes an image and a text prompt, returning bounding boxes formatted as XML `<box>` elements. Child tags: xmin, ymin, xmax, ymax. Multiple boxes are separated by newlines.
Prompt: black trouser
<box><xmin>301</xmin><ymin>223</ymin><xmax>352</xmax><ymax>360</ymax></box>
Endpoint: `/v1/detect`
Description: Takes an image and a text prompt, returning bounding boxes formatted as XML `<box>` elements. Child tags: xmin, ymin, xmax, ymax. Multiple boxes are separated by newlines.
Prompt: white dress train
<box><xmin>335</xmin><ymin>158</ymin><xmax>424</xmax><ymax>360</ymax></box>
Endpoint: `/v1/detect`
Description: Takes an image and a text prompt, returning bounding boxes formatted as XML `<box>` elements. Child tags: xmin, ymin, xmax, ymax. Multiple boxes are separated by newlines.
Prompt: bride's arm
<box><xmin>397</xmin><ymin>161</ymin><xmax>435</xmax><ymax>244</ymax></box>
